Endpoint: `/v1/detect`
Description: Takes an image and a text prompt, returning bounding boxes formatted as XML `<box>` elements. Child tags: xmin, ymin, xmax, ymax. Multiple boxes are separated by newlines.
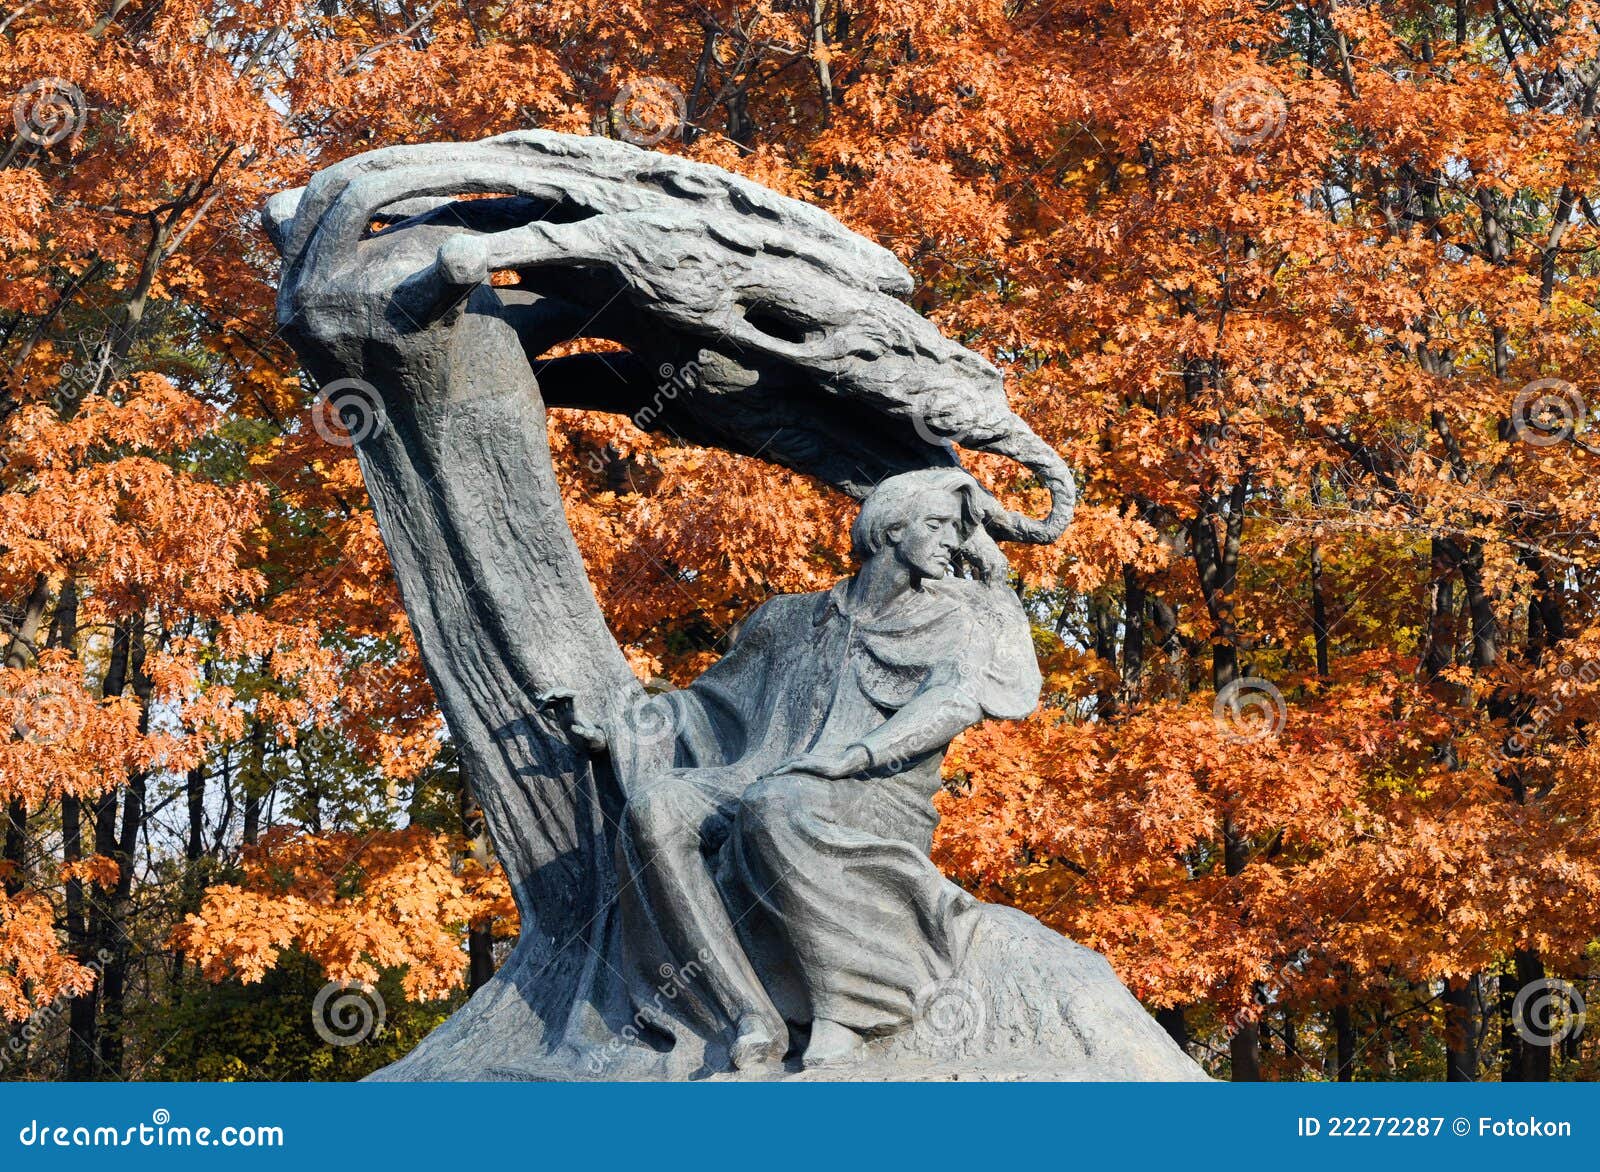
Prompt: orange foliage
<box><xmin>174</xmin><ymin>826</ymin><xmax>515</xmax><ymax>1002</ymax></box>
<box><xmin>0</xmin><ymin>892</ymin><xmax>99</xmax><ymax>1022</ymax></box>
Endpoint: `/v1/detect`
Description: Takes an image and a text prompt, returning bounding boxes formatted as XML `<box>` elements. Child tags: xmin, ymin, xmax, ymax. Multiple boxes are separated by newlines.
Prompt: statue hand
<box><xmin>535</xmin><ymin>689</ymin><xmax>612</xmax><ymax>753</ymax></box>
<box><xmin>767</xmin><ymin>744</ymin><xmax>871</xmax><ymax>780</ymax></box>
<box><xmin>570</xmin><ymin>719</ymin><xmax>611</xmax><ymax>753</ymax></box>
<box><xmin>959</xmin><ymin>526</ymin><xmax>1010</xmax><ymax>583</ymax></box>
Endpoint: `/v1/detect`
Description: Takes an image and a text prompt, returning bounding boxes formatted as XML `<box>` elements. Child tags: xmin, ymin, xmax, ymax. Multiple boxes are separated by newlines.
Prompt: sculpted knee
<box><xmin>736</xmin><ymin>777</ymin><xmax>794</xmax><ymax>844</ymax></box>
<box><xmin>622</xmin><ymin>783</ymin><xmax>691</xmax><ymax>848</ymax></box>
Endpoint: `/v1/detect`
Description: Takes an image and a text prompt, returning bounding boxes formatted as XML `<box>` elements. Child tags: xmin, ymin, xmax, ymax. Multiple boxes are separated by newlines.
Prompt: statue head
<box><xmin>851</xmin><ymin>468</ymin><xmax>996</xmax><ymax>581</ymax></box>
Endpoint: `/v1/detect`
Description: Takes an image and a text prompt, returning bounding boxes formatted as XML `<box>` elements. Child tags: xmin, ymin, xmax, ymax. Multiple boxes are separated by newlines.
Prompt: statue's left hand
<box><xmin>765</xmin><ymin>744</ymin><xmax>871</xmax><ymax>780</ymax></box>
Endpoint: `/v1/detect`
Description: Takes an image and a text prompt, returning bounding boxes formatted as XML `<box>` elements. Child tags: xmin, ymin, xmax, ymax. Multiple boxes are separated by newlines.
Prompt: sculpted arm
<box><xmin>550</xmin><ymin>598</ymin><xmax>779</xmax><ymax>766</ymax></box>
<box><xmin>848</xmin><ymin>684</ymin><xmax>986</xmax><ymax>770</ymax></box>
<box><xmin>764</xmin><ymin>676</ymin><xmax>983</xmax><ymax>780</ymax></box>
<box><xmin>768</xmin><ymin>580</ymin><xmax>1039</xmax><ymax>779</ymax></box>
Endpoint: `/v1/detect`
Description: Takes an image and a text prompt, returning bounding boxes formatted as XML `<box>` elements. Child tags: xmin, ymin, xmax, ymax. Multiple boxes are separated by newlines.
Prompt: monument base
<box><xmin>369</xmin><ymin>905</ymin><xmax>1208</xmax><ymax>1082</ymax></box>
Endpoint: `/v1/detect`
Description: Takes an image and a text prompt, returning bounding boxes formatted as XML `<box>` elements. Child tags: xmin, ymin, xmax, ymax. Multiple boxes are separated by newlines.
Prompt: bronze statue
<box><xmin>265</xmin><ymin>129</ymin><xmax>1202</xmax><ymax>1081</ymax></box>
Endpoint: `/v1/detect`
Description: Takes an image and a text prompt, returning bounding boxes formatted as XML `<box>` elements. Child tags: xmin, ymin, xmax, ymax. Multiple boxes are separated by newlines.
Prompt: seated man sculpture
<box><xmin>566</xmin><ymin>467</ymin><xmax>1041</xmax><ymax>1071</ymax></box>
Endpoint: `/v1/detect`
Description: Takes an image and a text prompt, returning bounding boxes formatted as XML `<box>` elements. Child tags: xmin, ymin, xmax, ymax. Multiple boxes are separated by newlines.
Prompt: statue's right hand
<box><xmin>535</xmin><ymin>689</ymin><xmax>612</xmax><ymax>754</ymax></box>
<box><xmin>569</xmin><ymin>719</ymin><xmax>611</xmax><ymax>754</ymax></box>
<box><xmin>959</xmin><ymin>526</ymin><xmax>1011</xmax><ymax>584</ymax></box>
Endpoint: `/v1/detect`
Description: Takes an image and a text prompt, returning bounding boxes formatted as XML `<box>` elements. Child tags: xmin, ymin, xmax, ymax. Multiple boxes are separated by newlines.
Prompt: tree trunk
<box><xmin>1333</xmin><ymin>1002</ymin><xmax>1356</xmax><ymax>1081</ymax></box>
<box><xmin>1457</xmin><ymin>540</ymin><xmax>1498</xmax><ymax>671</ymax></box>
<box><xmin>83</xmin><ymin>618</ymin><xmax>150</xmax><ymax>1079</ymax></box>
<box><xmin>1230</xmin><ymin>1023</ymin><xmax>1263</xmax><ymax>1081</ymax></box>
<box><xmin>1224</xmin><ymin>812</ymin><xmax>1261</xmax><ymax>1081</ymax></box>
<box><xmin>242</xmin><ymin>717</ymin><xmax>265</xmax><ymax>847</ymax></box>
<box><xmin>1511</xmin><ymin>949</ymin><xmax>1552</xmax><ymax>1081</ymax></box>
<box><xmin>468</xmin><ymin>926</ymin><xmax>496</xmax><ymax>994</ymax></box>
<box><xmin>459</xmin><ymin>765</ymin><xmax>498</xmax><ymax>994</ymax></box>
<box><xmin>185</xmin><ymin>762</ymin><xmax>206</xmax><ymax>862</ymax></box>
<box><xmin>2</xmin><ymin>574</ymin><xmax>50</xmax><ymax>898</ymax></box>
<box><xmin>1309</xmin><ymin>474</ymin><xmax>1330</xmax><ymax>678</ymax></box>
<box><xmin>1149</xmin><ymin>597</ymin><xmax>1189</xmax><ymax>699</ymax></box>
<box><xmin>1</xmin><ymin>801</ymin><xmax>23</xmax><ymax>898</ymax></box>
<box><xmin>1499</xmin><ymin>966</ymin><xmax>1522</xmax><ymax>1081</ymax></box>
<box><xmin>1194</xmin><ymin>477</ymin><xmax>1258</xmax><ymax>1080</ymax></box>
<box><xmin>1121</xmin><ymin>563</ymin><xmax>1146</xmax><ymax>707</ymax></box>
<box><xmin>1192</xmin><ymin>479</ymin><xmax>1248</xmax><ymax>693</ymax></box>
<box><xmin>50</xmin><ymin>584</ymin><xmax>99</xmax><ymax>1080</ymax></box>
<box><xmin>1444</xmin><ymin>975</ymin><xmax>1480</xmax><ymax>1081</ymax></box>
<box><xmin>62</xmin><ymin>791</ymin><xmax>98</xmax><ymax>1079</ymax></box>
<box><xmin>1156</xmin><ymin>1004</ymin><xmax>1190</xmax><ymax>1054</ymax></box>
<box><xmin>1090</xmin><ymin>589</ymin><xmax>1119</xmax><ymax>716</ymax></box>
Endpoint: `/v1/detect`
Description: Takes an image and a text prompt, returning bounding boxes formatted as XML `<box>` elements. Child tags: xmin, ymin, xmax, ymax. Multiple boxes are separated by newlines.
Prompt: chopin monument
<box><xmin>264</xmin><ymin>130</ymin><xmax>1204</xmax><ymax>1080</ymax></box>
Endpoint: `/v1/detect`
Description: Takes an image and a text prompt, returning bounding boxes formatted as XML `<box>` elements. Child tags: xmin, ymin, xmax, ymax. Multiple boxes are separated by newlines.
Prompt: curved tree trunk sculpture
<box><xmin>267</xmin><ymin>131</ymin><xmax>1202</xmax><ymax>1080</ymax></box>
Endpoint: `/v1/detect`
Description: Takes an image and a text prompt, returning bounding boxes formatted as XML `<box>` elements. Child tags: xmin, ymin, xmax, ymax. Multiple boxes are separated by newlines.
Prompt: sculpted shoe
<box><xmin>729</xmin><ymin>1015</ymin><xmax>786</xmax><ymax>1070</ymax></box>
<box><xmin>801</xmin><ymin>1017</ymin><xmax>864</xmax><ymax>1070</ymax></box>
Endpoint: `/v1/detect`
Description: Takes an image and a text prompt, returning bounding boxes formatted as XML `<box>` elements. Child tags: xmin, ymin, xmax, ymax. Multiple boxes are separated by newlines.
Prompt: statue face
<box><xmin>887</xmin><ymin>491</ymin><xmax>965</xmax><ymax>582</ymax></box>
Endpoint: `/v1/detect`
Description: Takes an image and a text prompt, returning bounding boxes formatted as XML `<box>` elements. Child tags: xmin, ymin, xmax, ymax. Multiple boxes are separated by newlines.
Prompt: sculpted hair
<box><xmin>850</xmin><ymin>468</ymin><xmax>993</xmax><ymax>561</ymax></box>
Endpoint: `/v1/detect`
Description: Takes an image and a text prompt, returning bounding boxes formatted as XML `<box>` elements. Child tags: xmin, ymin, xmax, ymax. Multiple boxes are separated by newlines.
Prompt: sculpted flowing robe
<box><xmin>614</xmin><ymin>570</ymin><xmax>1040</xmax><ymax>1047</ymax></box>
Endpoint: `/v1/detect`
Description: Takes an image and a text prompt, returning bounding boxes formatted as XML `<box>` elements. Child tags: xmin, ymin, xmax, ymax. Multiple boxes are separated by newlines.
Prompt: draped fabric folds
<box><xmin>614</xmin><ymin>574</ymin><xmax>1041</xmax><ymax>1046</ymax></box>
